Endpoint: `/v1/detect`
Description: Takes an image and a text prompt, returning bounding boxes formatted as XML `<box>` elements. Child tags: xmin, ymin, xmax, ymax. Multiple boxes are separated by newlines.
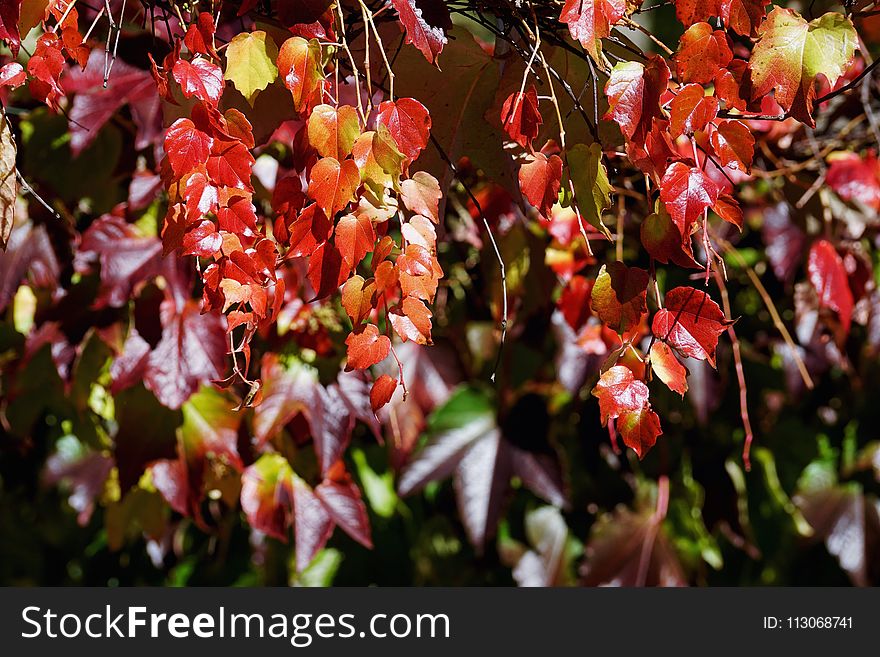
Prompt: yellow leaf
<box><xmin>224</xmin><ymin>31</ymin><xmax>279</xmax><ymax>106</ymax></box>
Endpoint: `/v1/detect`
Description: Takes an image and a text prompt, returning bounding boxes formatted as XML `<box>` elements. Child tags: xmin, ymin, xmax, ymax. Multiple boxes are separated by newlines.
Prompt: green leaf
<box><xmin>567</xmin><ymin>142</ymin><xmax>612</xmax><ymax>238</ymax></box>
<box><xmin>224</xmin><ymin>31</ymin><xmax>280</xmax><ymax>105</ymax></box>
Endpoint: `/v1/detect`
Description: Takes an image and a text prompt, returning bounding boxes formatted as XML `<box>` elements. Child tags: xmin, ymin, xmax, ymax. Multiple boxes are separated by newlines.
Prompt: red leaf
<box><xmin>640</xmin><ymin>207</ymin><xmax>701</xmax><ymax>268</ymax></box>
<box><xmin>604</xmin><ymin>54</ymin><xmax>670</xmax><ymax>144</ymax></box>
<box><xmin>389</xmin><ymin>0</ymin><xmax>451</xmax><ymax>65</ymax></box>
<box><xmin>288</xmin><ymin>203</ymin><xmax>332</xmax><ymax>258</ymax></box>
<box><xmin>674</xmin><ymin>0</ymin><xmax>721</xmax><ymax>26</ymax></box>
<box><xmin>826</xmin><ymin>151</ymin><xmax>880</xmax><ymax>211</ymax></box>
<box><xmin>240</xmin><ymin>454</ymin><xmax>294</xmax><ymax>541</ymax></box>
<box><xmin>591</xmin><ymin>365</ymin><xmax>650</xmax><ymax>425</ymax></box>
<box><xmin>808</xmin><ymin>239</ymin><xmax>854</xmax><ymax>336</ymax></box>
<box><xmin>345</xmin><ymin>324</ymin><xmax>391</xmax><ymax>370</ymax></box>
<box><xmin>389</xmin><ymin>296</ymin><xmax>433</xmax><ymax>344</ymax></box>
<box><xmin>669</xmin><ymin>84</ymin><xmax>718</xmax><ymax>138</ymax></box>
<box><xmin>307</xmin><ymin>157</ymin><xmax>360</xmax><ymax>218</ymax></box>
<box><xmin>165</xmin><ymin>118</ymin><xmax>213</xmax><ymax>178</ymax></box>
<box><xmin>341</xmin><ymin>275</ymin><xmax>378</xmax><ymax>325</ymax></box>
<box><xmin>335</xmin><ymin>213</ymin><xmax>376</xmax><ymax>273</ymax></box>
<box><xmin>710</xmin><ymin>119</ymin><xmax>755</xmax><ymax>172</ymax></box>
<box><xmin>172</xmin><ymin>58</ymin><xmax>224</xmax><ymax>105</ymax></box>
<box><xmin>278</xmin><ymin>36</ymin><xmax>324</xmax><ymax>113</ymax></box>
<box><xmin>184</xmin><ymin>12</ymin><xmax>218</xmax><ymax>58</ymax></box>
<box><xmin>146</xmin><ymin>299</ymin><xmax>227</xmax><ymax>409</ymax></box>
<box><xmin>400</xmin><ymin>171</ymin><xmax>442</xmax><ymax>223</ymax></box>
<box><xmin>315</xmin><ymin>478</ymin><xmax>373</xmax><ymax>548</ymax></box>
<box><xmin>721</xmin><ymin>0</ymin><xmax>770</xmax><ymax>37</ymax></box>
<box><xmin>659</xmin><ymin>161</ymin><xmax>719</xmax><ymax>237</ymax></box>
<box><xmin>712</xmin><ymin>193</ymin><xmax>743</xmax><ymax>230</ymax></box>
<box><xmin>182</xmin><ymin>220</ymin><xmax>222</xmax><ymax>258</ymax></box>
<box><xmin>673</xmin><ymin>22</ymin><xmax>733</xmax><ymax>85</ymax></box>
<box><xmin>590</xmin><ymin>262</ymin><xmax>649</xmax><ymax>335</ymax></box>
<box><xmin>307</xmin><ymin>241</ymin><xmax>347</xmax><ymax>300</ymax></box>
<box><xmin>370</xmin><ymin>374</ymin><xmax>398</xmax><ymax>412</ymax></box>
<box><xmin>0</xmin><ymin>62</ymin><xmax>25</xmax><ymax>88</ymax></box>
<box><xmin>397</xmin><ymin>243</ymin><xmax>441</xmax><ymax>301</ymax></box>
<box><xmin>649</xmin><ymin>341</ymin><xmax>688</xmax><ymax>396</ymax></box>
<box><xmin>376</xmin><ymin>98</ymin><xmax>431</xmax><ymax>161</ymax></box>
<box><xmin>558</xmin><ymin>275</ymin><xmax>594</xmax><ymax>332</ymax></box>
<box><xmin>0</xmin><ymin>0</ymin><xmax>22</xmax><ymax>56</ymax></box>
<box><xmin>500</xmin><ymin>85</ymin><xmax>543</xmax><ymax>149</ymax></box>
<box><xmin>652</xmin><ymin>286</ymin><xmax>732</xmax><ymax>367</ymax></box>
<box><xmin>617</xmin><ymin>405</ymin><xmax>663</xmax><ymax>459</ymax></box>
<box><xmin>518</xmin><ymin>152</ymin><xmax>563</xmax><ymax>219</ymax></box>
<box><xmin>559</xmin><ymin>0</ymin><xmax>626</xmax><ymax>62</ymax></box>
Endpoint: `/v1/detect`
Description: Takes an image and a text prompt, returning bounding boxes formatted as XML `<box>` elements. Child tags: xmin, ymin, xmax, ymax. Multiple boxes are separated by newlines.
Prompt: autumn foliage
<box><xmin>1</xmin><ymin>0</ymin><xmax>880</xmax><ymax>586</ymax></box>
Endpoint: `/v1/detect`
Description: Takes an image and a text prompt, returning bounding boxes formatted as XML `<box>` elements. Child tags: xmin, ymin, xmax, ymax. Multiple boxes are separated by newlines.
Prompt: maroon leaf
<box><xmin>389</xmin><ymin>0</ymin><xmax>451</xmax><ymax>65</ymax></box>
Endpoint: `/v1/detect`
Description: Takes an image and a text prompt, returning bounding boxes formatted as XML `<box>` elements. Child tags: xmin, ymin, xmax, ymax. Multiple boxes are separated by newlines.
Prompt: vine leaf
<box><xmin>710</xmin><ymin>119</ymin><xmax>755</xmax><ymax>172</ymax></box>
<box><xmin>172</xmin><ymin>58</ymin><xmax>224</xmax><ymax>105</ymax></box>
<box><xmin>224</xmin><ymin>31</ymin><xmax>279</xmax><ymax>105</ymax></box>
<box><xmin>277</xmin><ymin>36</ymin><xmax>324</xmax><ymax>113</ymax></box>
<box><xmin>400</xmin><ymin>171</ymin><xmax>441</xmax><ymax>223</ymax></box>
<box><xmin>652</xmin><ymin>286</ymin><xmax>733</xmax><ymax>367</ymax></box>
<box><xmin>376</xmin><ymin>98</ymin><xmax>432</xmax><ymax>162</ymax></box>
<box><xmin>307</xmin><ymin>157</ymin><xmax>360</xmax><ymax>218</ymax></box>
<box><xmin>567</xmin><ymin>142</ymin><xmax>612</xmax><ymax>238</ymax></box>
<box><xmin>807</xmin><ymin>239</ymin><xmax>854</xmax><ymax>337</ymax></box>
<box><xmin>307</xmin><ymin>104</ymin><xmax>361</xmax><ymax>161</ymax></box>
<box><xmin>659</xmin><ymin>161</ymin><xmax>719</xmax><ymax>237</ymax></box>
<box><xmin>749</xmin><ymin>8</ymin><xmax>858</xmax><ymax>126</ymax></box>
<box><xmin>0</xmin><ymin>0</ymin><xmax>22</xmax><ymax>56</ymax></box>
<box><xmin>519</xmin><ymin>152</ymin><xmax>563</xmax><ymax>219</ymax></box>
<box><xmin>604</xmin><ymin>55</ymin><xmax>670</xmax><ymax>144</ymax></box>
<box><xmin>390</xmin><ymin>0</ymin><xmax>451</xmax><ymax>66</ymax></box>
<box><xmin>345</xmin><ymin>324</ymin><xmax>391</xmax><ymax>370</ymax></box>
<box><xmin>673</xmin><ymin>22</ymin><xmax>733</xmax><ymax>85</ymax></box>
<box><xmin>370</xmin><ymin>374</ymin><xmax>398</xmax><ymax>412</ymax></box>
<box><xmin>617</xmin><ymin>405</ymin><xmax>663</xmax><ymax>459</ymax></box>
<box><xmin>0</xmin><ymin>114</ymin><xmax>16</xmax><ymax>250</ymax></box>
<box><xmin>669</xmin><ymin>83</ymin><xmax>718</xmax><ymax>138</ymax></box>
<box><xmin>590</xmin><ymin>262</ymin><xmax>649</xmax><ymax>336</ymax></box>
<box><xmin>501</xmin><ymin>85</ymin><xmax>543</xmax><ymax>150</ymax></box>
<box><xmin>558</xmin><ymin>0</ymin><xmax>626</xmax><ymax>63</ymax></box>
<box><xmin>591</xmin><ymin>365</ymin><xmax>650</xmax><ymax>425</ymax></box>
<box><xmin>649</xmin><ymin>342</ymin><xmax>689</xmax><ymax>396</ymax></box>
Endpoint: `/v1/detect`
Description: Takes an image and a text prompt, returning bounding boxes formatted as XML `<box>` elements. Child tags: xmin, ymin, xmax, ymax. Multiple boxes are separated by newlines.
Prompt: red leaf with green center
<box><xmin>370</xmin><ymin>374</ymin><xmax>398</xmax><ymax>412</ymax></box>
<box><xmin>749</xmin><ymin>8</ymin><xmax>857</xmax><ymax>126</ymax></box>
<box><xmin>710</xmin><ymin>119</ymin><xmax>754</xmax><ymax>172</ymax></box>
<box><xmin>673</xmin><ymin>22</ymin><xmax>732</xmax><ymax>85</ymax></box>
<box><xmin>500</xmin><ymin>85</ymin><xmax>543</xmax><ymax>149</ymax></box>
<box><xmin>659</xmin><ymin>161</ymin><xmax>719</xmax><ymax>237</ymax></box>
<box><xmin>649</xmin><ymin>341</ymin><xmax>688</xmax><ymax>396</ymax></box>
<box><xmin>518</xmin><ymin>152</ymin><xmax>563</xmax><ymax>219</ymax></box>
<box><xmin>165</xmin><ymin>118</ymin><xmax>213</xmax><ymax>177</ymax></box>
<box><xmin>240</xmin><ymin>453</ymin><xmax>294</xmax><ymax>541</ymax></box>
<box><xmin>590</xmin><ymin>262</ymin><xmax>649</xmax><ymax>335</ymax></box>
<box><xmin>172</xmin><ymin>58</ymin><xmax>224</xmax><ymax>105</ymax></box>
<box><xmin>345</xmin><ymin>324</ymin><xmax>391</xmax><ymax>370</ymax></box>
<box><xmin>335</xmin><ymin>213</ymin><xmax>376</xmax><ymax>273</ymax></box>
<box><xmin>307</xmin><ymin>104</ymin><xmax>361</xmax><ymax>160</ymax></box>
<box><xmin>376</xmin><ymin>98</ymin><xmax>432</xmax><ymax>161</ymax></box>
<box><xmin>617</xmin><ymin>405</ymin><xmax>663</xmax><ymax>459</ymax></box>
<box><xmin>278</xmin><ymin>36</ymin><xmax>324</xmax><ymax>113</ymax></box>
<box><xmin>651</xmin><ymin>286</ymin><xmax>732</xmax><ymax>367</ymax></box>
<box><xmin>808</xmin><ymin>239</ymin><xmax>854</xmax><ymax>336</ymax></box>
<box><xmin>307</xmin><ymin>157</ymin><xmax>360</xmax><ymax>218</ymax></box>
<box><xmin>669</xmin><ymin>84</ymin><xmax>719</xmax><ymax>138</ymax></box>
<box><xmin>558</xmin><ymin>0</ymin><xmax>626</xmax><ymax>63</ymax></box>
<box><xmin>591</xmin><ymin>365</ymin><xmax>650</xmax><ymax>425</ymax></box>
<box><xmin>604</xmin><ymin>55</ymin><xmax>670</xmax><ymax>144</ymax></box>
<box><xmin>390</xmin><ymin>0</ymin><xmax>451</xmax><ymax>65</ymax></box>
